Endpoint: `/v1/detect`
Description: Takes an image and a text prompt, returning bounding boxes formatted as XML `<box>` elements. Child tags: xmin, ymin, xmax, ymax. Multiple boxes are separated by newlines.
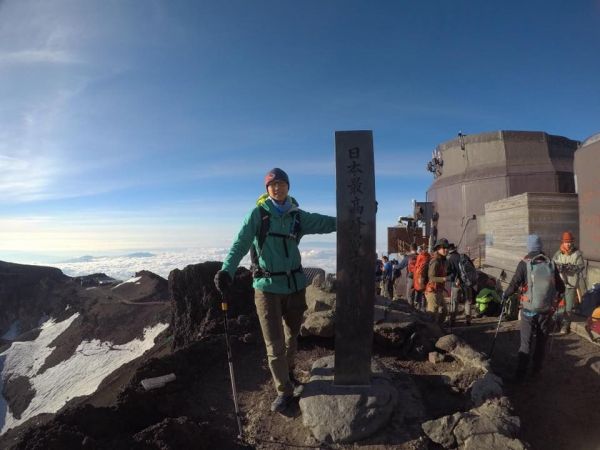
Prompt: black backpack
<box><xmin>577</xmin><ymin>284</ymin><xmax>600</xmax><ymax>317</ymax></box>
<box><xmin>458</xmin><ymin>254</ymin><xmax>478</xmax><ymax>287</ymax></box>
<box><xmin>249</xmin><ymin>207</ymin><xmax>301</xmax><ymax>276</ymax></box>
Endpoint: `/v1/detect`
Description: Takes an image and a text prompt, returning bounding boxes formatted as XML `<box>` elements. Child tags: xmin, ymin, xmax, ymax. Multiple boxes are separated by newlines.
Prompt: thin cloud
<box><xmin>0</xmin><ymin>49</ymin><xmax>80</xmax><ymax>66</ymax></box>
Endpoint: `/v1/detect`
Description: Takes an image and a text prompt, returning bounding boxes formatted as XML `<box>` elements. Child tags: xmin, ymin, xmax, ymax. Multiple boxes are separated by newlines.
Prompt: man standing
<box><xmin>447</xmin><ymin>243</ymin><xmax>475</xmax><ymax>326</ymax></box>
<box><xmin>214</xmin><ymin>168</ymin><xmax>336</xmax><ymax>413</ymax></box>
<box><xmin>381</xmin><ymin>255</ymin><xmax>393</xmax><ymax>299</ymax></box>
<box><xmin>399</xmin><ymin>243</ymin><xmax>418</xmax><ymax>306</ymax></box>
<box><xmin>425</xmin><ymin>238</ymin><xmax>450</xmax><ymax>324</ymax></box>
<box><xmin>446</xmin><ymin>243</ymin><xmax>461</xmax><ymax>326</ymax></box>
<box><xmin>552</xmin><ymin>231</ymin><xmax>585</xmax><ymax>334</ymax></box>
<box><xmin>503</xmin><ymin>234</ymin><xmax>565</xmax><ymax>381</ymax></box>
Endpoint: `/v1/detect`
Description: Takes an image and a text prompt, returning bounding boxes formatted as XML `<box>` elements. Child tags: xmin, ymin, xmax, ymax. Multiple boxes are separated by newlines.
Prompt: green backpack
<box><xmin>476</xmin><ymin>288</ymin><xmax>502</xmax><ymax>316</ymax></box>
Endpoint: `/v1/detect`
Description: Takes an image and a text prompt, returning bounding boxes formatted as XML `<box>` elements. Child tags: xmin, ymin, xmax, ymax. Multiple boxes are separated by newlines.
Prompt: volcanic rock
<box><xmin>168</xmin><ymin>262</ymin><xmax>255</xmax><ymax>350</ymax></box>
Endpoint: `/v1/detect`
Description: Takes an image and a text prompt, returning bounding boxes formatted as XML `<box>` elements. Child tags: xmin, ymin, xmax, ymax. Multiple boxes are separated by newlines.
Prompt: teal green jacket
<box><xmin>222</xmin><ymin>194</ymin><xmax>336</xmax><ymax>294</ymax></box>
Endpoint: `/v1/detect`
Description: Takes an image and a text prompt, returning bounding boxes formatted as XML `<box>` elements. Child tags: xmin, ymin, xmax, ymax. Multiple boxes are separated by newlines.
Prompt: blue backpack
<box><xmin>523</xmin><ymin>254</ymin><xmax>557</xmax><ymax>313</ymax></box>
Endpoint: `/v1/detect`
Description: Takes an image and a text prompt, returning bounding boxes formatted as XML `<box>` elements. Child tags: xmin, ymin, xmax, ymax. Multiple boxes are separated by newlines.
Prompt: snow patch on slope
<box><xmin>113</xmin><ymin>276</ymin><xmax>142</xmax><ymax>289</ymax></box>
<box><xmin>0</xmin><ymin>314</ymin><xmax>168</xmax><ymax>434</ymax></box>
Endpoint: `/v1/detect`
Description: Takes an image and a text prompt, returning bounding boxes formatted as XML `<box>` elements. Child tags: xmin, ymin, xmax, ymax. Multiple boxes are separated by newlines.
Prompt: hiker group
<box><xmin>377</xmin><ymin>238</ymin><xmax>478</xmax><ymax>327</ymax></box>
<box><xmin>381</xmin><ymin>230</ymin><xmax>592</xmax><ymax>382</ymax></box>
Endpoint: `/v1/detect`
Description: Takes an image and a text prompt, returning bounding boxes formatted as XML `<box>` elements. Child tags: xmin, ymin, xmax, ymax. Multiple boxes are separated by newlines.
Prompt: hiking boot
<box><xmin>270</xmin><ymin>394</ymin><xmax>294</xmax><ymax>413</ymax></box>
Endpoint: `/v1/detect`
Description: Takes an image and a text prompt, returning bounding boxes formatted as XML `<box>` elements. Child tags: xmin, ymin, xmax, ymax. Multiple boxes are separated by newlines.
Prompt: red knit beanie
<box><xmin>561</xmin><ymin>231</ymin><xmax>574</xmax><ymax>243</ymax></box>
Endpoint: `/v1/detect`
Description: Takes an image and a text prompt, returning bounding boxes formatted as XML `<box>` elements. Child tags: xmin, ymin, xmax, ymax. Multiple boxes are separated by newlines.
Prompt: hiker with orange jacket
<box><xmin>425</xmin><ymin>238</ymin><xmax>450</xmax><ymax>324</ymax></box>
<box><xmin>552</xmin><ymin>231</ymin><xmax>584</xmax><ymax>335</ymax></box>
<box><xmin>412</xmin><ymin>246</ymin><xmax>428</xmax><ymax>311</ymax></box>
<box><xmin>399</xmin><ymin>243</ymin><xmax>418</xmax><ymax>306</ymax></box>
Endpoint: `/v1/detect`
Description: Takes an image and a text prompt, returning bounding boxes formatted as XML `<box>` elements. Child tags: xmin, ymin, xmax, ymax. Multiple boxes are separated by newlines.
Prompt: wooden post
<box><xmin>334</xmin><ymin>130</ymin><xmax>376</xmax><ymax>385</ymax></box>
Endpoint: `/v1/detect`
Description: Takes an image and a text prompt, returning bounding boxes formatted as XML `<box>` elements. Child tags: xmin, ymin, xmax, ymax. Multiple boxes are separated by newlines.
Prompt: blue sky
<box><xmin>1</xmin><ymin>0</ymin><xmax>600</xmax><ymax>265</ymax></box>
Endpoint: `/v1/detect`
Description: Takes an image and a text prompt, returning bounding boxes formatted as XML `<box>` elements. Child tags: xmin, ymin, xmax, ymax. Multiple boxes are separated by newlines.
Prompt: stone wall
<box><xmin>484</xmin><ymin>192</ymin><xmax>579</xmax><ymax>278</ymax></box>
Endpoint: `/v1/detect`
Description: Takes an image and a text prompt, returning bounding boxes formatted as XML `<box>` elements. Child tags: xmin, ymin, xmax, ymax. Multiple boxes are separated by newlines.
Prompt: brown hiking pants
<box><xmin>254</xmin><ymin>289</ymin><xmax>307</xmax><ymax>395</ymax></box>
<box><xmin>425</xmin><ymin>291</ymin><xmax>448</xmax><ymax>324</ymax></box>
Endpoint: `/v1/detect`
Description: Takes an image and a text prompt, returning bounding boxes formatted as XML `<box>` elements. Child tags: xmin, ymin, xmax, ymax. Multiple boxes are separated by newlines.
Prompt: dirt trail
<box><xmin>455</xmin><ymin>319</ymin><xmax>600</xmax><ymax>450</ymax></box>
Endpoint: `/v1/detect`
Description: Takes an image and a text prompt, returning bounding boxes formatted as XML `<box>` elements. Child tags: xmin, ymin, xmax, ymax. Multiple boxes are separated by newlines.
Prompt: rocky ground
<box><xmin>2</xmin><ymin>261</ymin><xmax>599</xmax><ymax>449</ymax></box>
<box><xmin>454</xmin><ymin>318</ymin><xmax>600</xmax><ymax>450</ymax></box>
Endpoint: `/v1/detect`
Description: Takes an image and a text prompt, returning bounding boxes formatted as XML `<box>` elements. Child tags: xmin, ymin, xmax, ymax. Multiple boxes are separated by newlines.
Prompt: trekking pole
<box><xmin>220</xmin><ymin>293</ymin><xmax>244</xmax><ymax>441</ymax></box>
<box><xmin>488</xmin><ymin>296</ymin><xmax>506</xmax><ymax>358</ymax></box>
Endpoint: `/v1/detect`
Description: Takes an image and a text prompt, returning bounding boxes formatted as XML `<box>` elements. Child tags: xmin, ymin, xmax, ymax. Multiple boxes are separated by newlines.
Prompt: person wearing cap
<box><xmin>552</xmin><ymin>231</ymin><xmax>584</xmax><ymax>334</ymax></box>
<box><xmin>504</xmin><ymin>234</ymin><xmax>565</xmax><ymax>381</ymax></box>
<box><xmin>214</xmin><ymin>168</ymin><xmax>336</xmax><ymax>413</ymax></box>
<box><xmin>425</xmin><ymin>238</ymin><xmax>450</xmax><ymax>324</ymax></box>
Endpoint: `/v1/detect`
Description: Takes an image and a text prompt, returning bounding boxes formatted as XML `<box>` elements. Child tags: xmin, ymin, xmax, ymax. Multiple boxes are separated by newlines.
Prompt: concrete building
<box><xmin>574</xmin><ymin>132</ymin><xmax>600</xmax><ymax>286</ymax></box>
<box><xmin>426</xmin><ymin>130</ymin><xmax>579</xmax><ymax>256</ymax></box>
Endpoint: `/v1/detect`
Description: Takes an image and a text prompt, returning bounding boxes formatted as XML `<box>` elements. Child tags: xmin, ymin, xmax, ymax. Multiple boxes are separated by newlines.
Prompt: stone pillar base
<box><xmin>299</xmin><ymin>355</ymin><xmax>397</xmax><ymax>443</ymax></box>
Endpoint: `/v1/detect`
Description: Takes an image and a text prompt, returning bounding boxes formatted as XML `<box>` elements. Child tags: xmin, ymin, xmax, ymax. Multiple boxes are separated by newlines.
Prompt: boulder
<box><xmin>373</xmin><ymin>310</ymin><xmax>418</xmax><ymax>348</ymax></box>
<box><xmin>442</xmin><ymin>366</ymin><xmax>485</xmax><ymax>392</ymax></box>
<box><xmin>463</xmin><ymin>433</ymin><xmax>528</xmax><ymax>450</ymax></box>
<box><xmin>454</xmin><ymin>398</ymin><xmax>520</xmax><ymax>445</ymax></box>
<box><xmin>428</xmin><ymin>351</ymin><xmax>446</xmax><ymax>364</ymax></box>
<box><xmin>435</xmin><ymin>334</ymin><xmax>462</xmax><ymax>353</ymax></box>
<box><xmin>421</xmin><ymin>412</ymin><xmax>462</xmax><ymax>448</ymax></box>
<box><xmin>452</xmin><ymin>343</ymin><xmax>489</xmax><ymax>372</ymax></box>
<box><xmin>305</xmin><ymin>285</ymin><xmax>336</xmax><ymax>313</ymax></box>
<box><xmin>435</xmin><ymin>334</ymin><xmax>489</xmax><ymax>372</ymax></box>
<box><xmin>471</xmin><ymin>372</ymin><xmax>504</xmax><ymax>406</ymax></box>
<box><xmin>299</xmin><ymin>356</ymin><xmax>397</xmax><ymax>443</ymax></box>
<box><xmin>422</xmin><ymin>398</ymin><xmax>523</xmax><ymax>449</ymax></box>
<box><xmin>300</xmin><ymin>311</ymin><xmax>335</xmax><ymax>338</ymax></box>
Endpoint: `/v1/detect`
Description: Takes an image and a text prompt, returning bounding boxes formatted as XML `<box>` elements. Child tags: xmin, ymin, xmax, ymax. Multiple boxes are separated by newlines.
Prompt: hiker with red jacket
<box><xmin>504</xmin><ymin>234</ymin><xmax>565</xmax><ymax>382</ymax></box>
<box><xmin>552</xmin><ymin>231</ymin><xmax>584</xmax><ymax>335</ymax></box>
<box><xmin>214</xmin><ymin>168</ymin><xmax>336</xmax><ymax>413</ymax></box>
<box><xmin>399</xmin><ymin>243</ymin><xmax>418</xmax><ymax>307</ymax></box>
<box><xmin>412</xmin><ymin>246</ymin><xmax>428</xmax><ymax>311</ymax></box>
<box><xmin>425</xmin><ymin>238</ymin><xmax>450</xmax><ymax>324</ymax></box>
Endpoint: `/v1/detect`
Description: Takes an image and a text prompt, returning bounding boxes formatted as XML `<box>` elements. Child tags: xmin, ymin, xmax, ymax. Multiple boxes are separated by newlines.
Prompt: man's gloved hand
<box><xmin>214</xmin><ymin>270</ymin><xmax>232</xmax><ymax>294</ymax></box>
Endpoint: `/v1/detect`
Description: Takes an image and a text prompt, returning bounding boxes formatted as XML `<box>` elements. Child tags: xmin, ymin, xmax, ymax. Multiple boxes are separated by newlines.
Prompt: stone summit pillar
<box><xmin>334</xmin><ymin>130</ymin><xmax>376</xmax><ymax>385</ymax></box>
<box><xmin>299</xmin><ymin>132</ymin><xmax>397</xmax><ymax>443</ymax></box>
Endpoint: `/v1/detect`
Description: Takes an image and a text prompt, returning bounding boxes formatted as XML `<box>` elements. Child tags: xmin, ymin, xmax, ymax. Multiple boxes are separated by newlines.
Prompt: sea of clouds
<box><xmin>52</xmin><ymin>244</ymin><xmax>337</xmax><ymax>281</ymax></box>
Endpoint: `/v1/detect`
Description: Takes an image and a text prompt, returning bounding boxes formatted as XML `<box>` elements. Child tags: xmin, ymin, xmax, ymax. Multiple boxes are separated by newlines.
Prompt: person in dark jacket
<box><xmin>446</xmin><ymin>243</ymin><xmax>461</xmax><ymax>325</ymax></box>
<box><xmin>425</xmin><ymin>238</ymin><xmax>449</xmax><ymax>324</ymax></box>
<box><xmin>446</xmin><ymin>243</ymin><xmax>474</xmax><ymax>326</ymax></box>
<box><xmin>503</xmin><ymin>234</ymin><xmax>565</xmax><ymax>381</ymax></box>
